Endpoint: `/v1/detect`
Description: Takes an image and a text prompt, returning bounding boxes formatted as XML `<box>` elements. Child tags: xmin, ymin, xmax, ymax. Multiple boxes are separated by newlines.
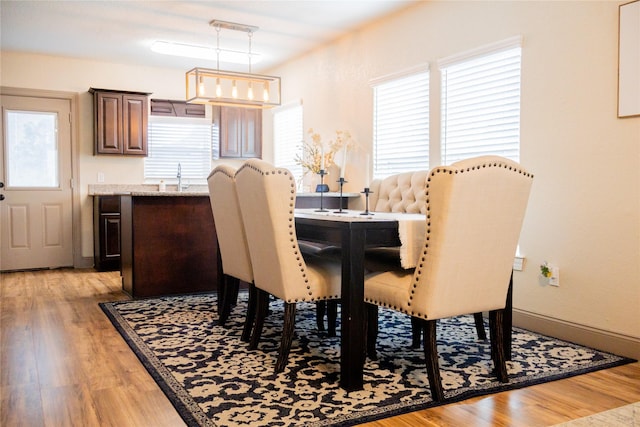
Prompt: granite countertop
<box><xmin>88</xmin><ymin>184</ymin><xmax>361</xmax><ymax>198</ymax></box>
<box><xmin>88</xmin><ymin>184</ymin><xmax>209</xmax><ymax>196</ymax></box>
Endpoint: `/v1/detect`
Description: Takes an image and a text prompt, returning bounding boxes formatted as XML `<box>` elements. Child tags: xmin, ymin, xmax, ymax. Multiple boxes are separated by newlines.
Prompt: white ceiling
<box><xmin>1</xmin><ymin>1</ymin><xmax>416</xmax><ymax>73</ymax></box>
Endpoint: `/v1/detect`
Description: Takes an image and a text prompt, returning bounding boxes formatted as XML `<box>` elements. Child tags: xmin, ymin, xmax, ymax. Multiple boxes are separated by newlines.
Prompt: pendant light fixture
<box><xmin>186</xmin><ymin>20</ymin><xmax>281</xmax><ymax>109</ymax></box>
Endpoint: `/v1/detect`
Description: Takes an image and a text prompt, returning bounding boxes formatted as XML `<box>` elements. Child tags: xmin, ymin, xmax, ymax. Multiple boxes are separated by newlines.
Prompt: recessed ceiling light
<box><xmin>151</xmin><ymin>41</ymin><xmax>261</xmax><ymax>65</ymax></box>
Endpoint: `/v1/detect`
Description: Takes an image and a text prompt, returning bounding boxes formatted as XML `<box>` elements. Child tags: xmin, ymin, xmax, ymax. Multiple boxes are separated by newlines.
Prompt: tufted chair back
<box><xmin>366</xmin><ymin>156</ymin><xmax>533</xmax><ymax>320</ymax></box>
<box><xmin>369</xmin><ymin>170</ymin><xmax>429</xmax><ymax>214</ymax></box>
<box><xmin>364</xmin><ymin>156</ymin><xmax>533</xmax><ymax>401</ymax></box>
<box><xmin>235</xmin><ymin>159</ymin><xmax>340</xmax><ymax>303</ymax></box>
<box><xmin>207</xmin><ymin>165</ymin><xmax>253</xmax><ymax>283</ymax></box>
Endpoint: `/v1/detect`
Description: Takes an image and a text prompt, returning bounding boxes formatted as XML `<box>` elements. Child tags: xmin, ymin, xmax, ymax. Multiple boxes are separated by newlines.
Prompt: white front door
<box><xmin>0</xmin><ymin>95</ymin><xmax>73</xmax><ymax>271</ymax></box>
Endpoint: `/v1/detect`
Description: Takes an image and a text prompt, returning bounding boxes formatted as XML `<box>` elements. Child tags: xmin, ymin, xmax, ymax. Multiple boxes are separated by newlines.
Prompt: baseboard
<box><xmin>513</xmin><ymin>309</ymin><xmax>640</xmax><ymax>361</ymax></box>
<box><xmin>76</xmin><ymin>256</ymin><xmax>95</xmax><ymax>269</ymax></box>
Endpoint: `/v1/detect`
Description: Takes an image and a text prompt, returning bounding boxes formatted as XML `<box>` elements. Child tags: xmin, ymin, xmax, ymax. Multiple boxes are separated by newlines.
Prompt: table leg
<box><xmin>503</xmin><ymin>271</ymin><xmax>513</xmax><ymax>360</ymax></box>
<box><xmin>339</xmin><ymin>225</ymin><xmax>366</xmax><ymax>391</ymax></box>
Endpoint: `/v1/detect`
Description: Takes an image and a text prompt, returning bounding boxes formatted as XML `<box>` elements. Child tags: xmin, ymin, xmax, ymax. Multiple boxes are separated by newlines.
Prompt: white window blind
<box><xmin>372</xmin><ymin>70</ymin><xmax>429</xmax><ymax>179</ymax></box>
<box><xmin>144</xmin><ymin>117</ymin><xmax>218</xmax><ymax>183</ymax></box>
<box><xmin>273</xmin><ymin>102</ymin><xmax>304</xmax><ymax>182</ymax></box>
<box><xmin>440</xmin><ymin>44</ymin><xmax>521</xmax><ymax>165</ymax></box>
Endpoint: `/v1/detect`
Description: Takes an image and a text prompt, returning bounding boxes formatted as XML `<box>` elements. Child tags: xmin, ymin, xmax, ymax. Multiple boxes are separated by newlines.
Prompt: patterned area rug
<box><xmin>100</xmin><ymin>293</ymin><xmax>633</xmax><ymax>427</ymax></box>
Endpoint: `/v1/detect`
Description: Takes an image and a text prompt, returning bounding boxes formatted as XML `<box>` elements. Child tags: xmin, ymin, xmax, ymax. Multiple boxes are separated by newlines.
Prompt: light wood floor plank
<box><xmin>1</xmin><ymin>268</ymin><xmax>638</xmax><ymax>427</ymax></box>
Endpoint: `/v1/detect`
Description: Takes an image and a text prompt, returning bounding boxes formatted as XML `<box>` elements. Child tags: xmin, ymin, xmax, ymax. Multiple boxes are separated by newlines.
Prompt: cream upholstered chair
<box><xmin>367</xmin><ymin>169</ymin><xmax>487</xmax><ymax>344</ymax></box>
<box><xmin>365</xmin><ymin>170</ymin><xmax>430</xmax><ymax>269</ymax></box>
<box><xmin>207</xmin><ymin>165</ymin><xmax>256</xmax><ymax>342</ymax></box>
<box><xmin>364</xmin><ymin>156</ymin><xmax>533</xmax><ymax>402</ymax></box>
<box><xmin>369</xmin><ymin>170</ymin><xmax>430</xmax><ymax>214</ymax></box>
<box><xmin>235</xmin><ymin>159</ymin><xmax>342</xmax><ymax>373</ymax></box>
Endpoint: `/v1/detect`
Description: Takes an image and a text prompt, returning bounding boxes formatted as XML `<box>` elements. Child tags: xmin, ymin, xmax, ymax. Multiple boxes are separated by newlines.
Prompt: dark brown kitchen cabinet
<box><xmin>150</xmin><ymin>99</ymin><xmax>205</xmax><ymax>117</ymax></box>
<box><xmin>219</xmin><ymin>106</ymin><xmax>262</xmax><ymax>158</ymax></box>
<box><xmin>90</xmin><ymin>88</ymin><xmax>150</xmax><ymax>156</ymax></box>
<box><xmin>120</xmin><ymin>195</ymin><xmax>221</xmax><ymax>298</ymax></box>
<box><xmin>93</xmin><ymin>196</ymin><xmax>121</xmax><ymax>271</ymax></box>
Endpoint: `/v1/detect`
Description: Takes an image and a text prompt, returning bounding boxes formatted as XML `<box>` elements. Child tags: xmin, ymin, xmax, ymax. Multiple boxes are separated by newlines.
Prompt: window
<box><xmin>440</xmin><ymin>40</ymin><xmax>522</xmax><ymax>164</ymax></box>
<box><xmin>273</xmin><ymin>102</ymin><xmax>304</xmax><ymax>182</ymax></box>
<box><xmin>372</xmin><ymin>69</ymin><xmax>429</xmax><ymax>178</ymax></box>
<box><xmin>144</xmin><ymin>116</ymin><xmax>218</xmax><ymax>184</ymax></box>
<box><xmin>5</xmin><ymin>110</ymin><xmax>58</xmax><ymax>187</ymax></box>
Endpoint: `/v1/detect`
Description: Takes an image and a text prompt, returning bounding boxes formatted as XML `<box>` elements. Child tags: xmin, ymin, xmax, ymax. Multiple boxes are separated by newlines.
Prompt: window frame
<box><xmin>144</xmin><ymin>114</ymin><xmax>218</xmax><ymax>185</ymax></box>
<box><xmin>370</xmin><ymin>65</ymin><xmax>430</xmax><ymax>179</ymax></box>
<box><xmin>438</xmin><ymin>36</ymin><xmax>523</xmax><ymax>165</ymax></box>
<box><xmin>272</xmin><ymin>100</ymin><xmax>304</xmax><ymax>185</ymax></box>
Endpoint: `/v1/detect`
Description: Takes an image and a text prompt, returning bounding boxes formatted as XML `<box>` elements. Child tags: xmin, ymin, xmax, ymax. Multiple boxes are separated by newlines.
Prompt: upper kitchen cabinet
<box><xmin>218</xmin><ymin>106</ymin><xmax>262</xmax><ymax>158</ymax></box>
<box><xmin>90</xmin><ymin>88</ymin><xmax>150</xmax><ymax>156</ymax></box>
<box><xmin>150</xmin><ymin>99</ymin><xmax>205</xmax><ymax>118</ymax></box>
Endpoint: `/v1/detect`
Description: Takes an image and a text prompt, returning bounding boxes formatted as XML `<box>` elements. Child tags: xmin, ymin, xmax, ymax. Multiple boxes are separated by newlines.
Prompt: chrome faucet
<box><xmin>177</xmin><ymin>163</ymin><xmax>183</xmax><ymax>192</ymax></box>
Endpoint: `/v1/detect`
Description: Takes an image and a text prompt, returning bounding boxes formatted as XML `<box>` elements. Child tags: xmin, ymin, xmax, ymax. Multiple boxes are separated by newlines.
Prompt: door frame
<box><xmin>1</xmin><ymin>86</ymin><xmax>83</xmax><ymax>268</ymax></box>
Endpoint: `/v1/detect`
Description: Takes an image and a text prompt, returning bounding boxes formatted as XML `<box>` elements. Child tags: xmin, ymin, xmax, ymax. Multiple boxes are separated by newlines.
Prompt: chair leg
<box><xmin>423</xmin><ymin>319</ymin><xmax>445</xmax><ymax>402</ymax></box>
<box><xmin>327</xmin><ymin>300</ymin><xmax>338</xmax><ymax>337</ymax></box>
<box><xmin>219</xmin><ymin>275</ymin><xmax>240</xmax><ymax>327</ymax></box>
<box><xmin>365</xmin><ymin>303</ymin><xmax>379</xmax><ymax>360</ymax></box>
<box><xmin>316</xmin><ymin>301</ymin><xmax>326</xmax><ymax>331</ymax></box>
<box><xmin>411</xmin><ymin>317</ymin><xmax>422</xmax><ymax>348</ymax></box>
<box><xmin>474</xmin><ymin>312</ymin><xmax>487</xmax><ymax>341</ymax></box>
<box><xmin>241</xmin><ymin>283</ymin><xmax>257</xmax><ymax>343</ymax></box>
<box><xmin>249</xmin><ymin>289</ymin><xmax>269</xmax><ymax>351</ymax></box>
<box><xmin>489</xmin><ymin>309</ymin><xmax>508</xmax><ymax>383</ymax></box>
<box><xmin>217</xmin><ymin>274</ymin><xmax>227</xmax><ymax>314</ymax></box>
<box><xmin>275</xmin><ymin>302</ymin><xmax>297</xmax><ymax>373</ymax></box>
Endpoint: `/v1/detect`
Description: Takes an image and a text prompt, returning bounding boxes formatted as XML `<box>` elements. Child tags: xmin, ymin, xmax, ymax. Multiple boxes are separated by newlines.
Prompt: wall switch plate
<box><xmin>97</xmin><ymin>172</ymin><xmax>105</xmax><ymax>183</ymax></box>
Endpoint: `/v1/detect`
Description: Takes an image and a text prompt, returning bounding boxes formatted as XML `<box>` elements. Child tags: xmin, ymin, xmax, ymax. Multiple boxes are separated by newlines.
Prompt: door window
<box><xmin>5</xmin><ymin>110</ymin><xmax>59</xmax><ymax>188</ymax></box>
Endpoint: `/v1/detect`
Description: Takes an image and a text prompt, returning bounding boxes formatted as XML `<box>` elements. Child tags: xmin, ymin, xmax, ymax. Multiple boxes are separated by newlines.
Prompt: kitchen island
<box><xmin>91</xmin><ymin>185</ymin><xmax>220</xmax><ymax>298</ymax></box>
<box><xmin>89</xmin><ymin>184</ymin><xmax>360</xmax><ymax>298</ymax></box>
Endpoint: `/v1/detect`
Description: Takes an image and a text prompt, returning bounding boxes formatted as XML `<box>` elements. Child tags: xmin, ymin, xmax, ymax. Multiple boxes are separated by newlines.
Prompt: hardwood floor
<box><xmin>1</xmin><ymin>268</ymin><xmax>638</xmax><ymax>427</ymax></box>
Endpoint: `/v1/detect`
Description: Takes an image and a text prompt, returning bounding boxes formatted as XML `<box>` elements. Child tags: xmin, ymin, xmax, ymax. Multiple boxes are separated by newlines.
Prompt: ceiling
<box><xmin>1</xmin><ymin>1</ymin><xmax>416</xmax><ymax>73</ymax></box>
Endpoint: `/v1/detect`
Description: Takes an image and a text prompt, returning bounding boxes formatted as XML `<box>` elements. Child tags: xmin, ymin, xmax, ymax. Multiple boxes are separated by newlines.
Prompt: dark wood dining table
<box><xmin>294</xmin><ymin>208</ymin><xmax>514</xmax><ymax>392</ymax></box>
<box><xmin>295</xmin><ymin>209</ymin><xmax>403</xmax><ymax>391</ymax></box>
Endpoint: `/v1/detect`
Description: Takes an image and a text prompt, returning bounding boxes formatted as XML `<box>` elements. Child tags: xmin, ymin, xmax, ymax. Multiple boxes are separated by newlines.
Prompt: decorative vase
<box><xmin>326</xmin><ymin>164</ymin><xmax>341</xmax><ymax>192</ymax></box>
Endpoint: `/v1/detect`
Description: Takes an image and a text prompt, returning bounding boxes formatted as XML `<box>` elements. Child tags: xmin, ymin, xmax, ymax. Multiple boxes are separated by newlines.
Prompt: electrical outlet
<box><xmin>97</xmin><ymin>172</ymin><xmax>105</xmax><ymax>183</ymax></box>
<box><xmin>548</xmin><ymin>265</ymin><xmax>560</xmax><ymax>286</ymax></box>
<box><xmin>513</xmin><ymin>256</ymin><xmax>524</xmax><ymax>271</ymax></box>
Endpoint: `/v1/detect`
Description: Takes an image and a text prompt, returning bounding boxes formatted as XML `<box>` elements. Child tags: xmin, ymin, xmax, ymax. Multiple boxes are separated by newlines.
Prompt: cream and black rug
<box><xmin>100</xmin><ymin>293</ymin><xmax>633</xmax><ymax>426</ymax></box>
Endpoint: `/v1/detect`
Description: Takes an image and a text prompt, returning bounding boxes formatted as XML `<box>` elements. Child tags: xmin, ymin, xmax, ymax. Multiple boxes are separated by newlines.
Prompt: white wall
<box><xmin>1</xmin><ymin>53</ymin><xmax>194</xmax><ymax>258</ymax></box>
<box><xmin>1</xmin><ymin>1</ymin><xmax>638</xmax><ymax>345</ymax></box>
<box><xmin>266</xmin><ymin>0</ymin><xmax>640</xmax><ymax>341</ymax></box>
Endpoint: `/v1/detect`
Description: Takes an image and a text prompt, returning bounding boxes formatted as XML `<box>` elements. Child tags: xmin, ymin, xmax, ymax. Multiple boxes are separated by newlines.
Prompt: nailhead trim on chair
<box><xmin>209</xmin><ymin>167</ymin><xmax>235</xmax><ymax>180</ymax></box>
<box><xmin>365</xmin><ymin>158</ymin><xmax>533</xmax><ymax>320</ymax></box>
<box><xmin>240</xmin><ymin>160</ymin><xmax>341</xmax><ymax>304</ymax></box>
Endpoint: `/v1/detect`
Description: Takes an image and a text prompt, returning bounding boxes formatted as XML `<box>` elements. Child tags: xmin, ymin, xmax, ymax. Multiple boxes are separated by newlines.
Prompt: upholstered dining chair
<box><xmin>207</xmin><ymin>165</ymin><xmax>256</xmax><ymax>342</ymax></box>
<box><xmin>366</xmin><ymin>169</ymin><xmax>486</xmax><ymax>345</ymax></box>
<box><xmin>235</xmin><ymin>159</ymin><xmax>342</xmax><ymax>374</ymax></box>
<box><xmin>364</xmin><ymin>156</ymin><xmax>533</xmax><ymax>402</ymax></box>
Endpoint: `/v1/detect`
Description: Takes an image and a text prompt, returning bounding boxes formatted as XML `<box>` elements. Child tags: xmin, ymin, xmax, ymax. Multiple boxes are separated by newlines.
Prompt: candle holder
<box><xmin>334</xmin><ymin>177</ymin><xmax>348</xmax><ymax>213</ymax></box>
<box><xmin>315</xmin><ymin>169</ymin><xmax>330</xmax><ymax>212</ymax></box>
<box><xmin>361</xmin><ymin>187</ymin><xmax>374</xmax><ymax>215</ymax></box>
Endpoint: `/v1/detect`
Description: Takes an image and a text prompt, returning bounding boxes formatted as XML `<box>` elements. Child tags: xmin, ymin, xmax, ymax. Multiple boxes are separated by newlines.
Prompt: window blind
<box><xmin>440</xmin><ymin>45</ymin><xmax>521</xmax><ymax>165</ymax></box>
<box><xmin>144</xmin><ymin>117</ymin><xmax>217</xmax><ymax>183</ymax></box>
<box><xmin>372</xmin><ymin>71</ymin><xmax>429</xmax><ymax>179</ymax></box>
<box><xmin>273</xmin><ymin>103</ymin><xmax>304</xmax><ymax>182</ymax></box>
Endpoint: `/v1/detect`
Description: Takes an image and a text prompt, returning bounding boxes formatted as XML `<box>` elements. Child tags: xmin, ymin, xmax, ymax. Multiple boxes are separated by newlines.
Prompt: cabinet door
<box><xmin>219</xmin><ymin>106</ymin><xmax>262</xmax><ymax>158</ymax></box>
<box><xmin>95</xmin><ymin>92</ymin><xmax>123</xmax><ymax>154</ymax></box>
<box><xmin>242</xmin><ymin>108</ymin><xmax>262</xmax><ymax>158</ymax></box>
<box><xmin>93</xmin><ymin>196</ymin><xmax>121</xmax><ymax>271</ymax></box>
<box><xmin>122</xmin><ymin>94</ymin><xmax>148</xmax><ymax>155</ymax></box>
<box><xmin>220</xmin><ymin>107</ymin><xmax>243</xmax><ymax>157</ymax></box>
<box><xmin>102</xmin><ymin>214</ymin><xmax>121</xmax><ymax>260</ymax></box>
